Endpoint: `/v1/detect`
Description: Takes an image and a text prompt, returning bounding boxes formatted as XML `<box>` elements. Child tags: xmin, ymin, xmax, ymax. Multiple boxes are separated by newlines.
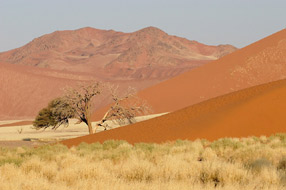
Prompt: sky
<box><xmin>0</xmin><ymin>0</ymin><xmax>285</xmax><ymax>52</ymax></box>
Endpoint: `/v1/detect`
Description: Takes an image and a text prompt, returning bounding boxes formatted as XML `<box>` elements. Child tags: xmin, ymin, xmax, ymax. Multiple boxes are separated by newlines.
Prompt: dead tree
<box><xmin>64</xmin><ymin>82</ymin><xmax>101</xmax><ymax>134</ymax></box>
<box><xmin>34</xmin><ymin>82</ymin><xmax>151</xmax><ymax>134</ymax></box>
<box><xmin>96</xmin><ymin>85</ymin><xmax>152</xmax><ymax>132</ymax></box>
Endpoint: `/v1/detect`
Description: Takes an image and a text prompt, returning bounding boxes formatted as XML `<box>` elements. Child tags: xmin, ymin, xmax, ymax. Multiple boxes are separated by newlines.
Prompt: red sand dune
<box><xmin>62</xmin><ymin>79</ymin><xmax>286</xmax><ymax>147</ymax></box>
<box><xmin>0</xmin><ymin>63</ymin><xmax>78</xmax><ymax>120</ymax></box>
<box><xmin>92</xmin><ymin>29</ymin><xmax>286</xmax><ymax>120</ymax></box>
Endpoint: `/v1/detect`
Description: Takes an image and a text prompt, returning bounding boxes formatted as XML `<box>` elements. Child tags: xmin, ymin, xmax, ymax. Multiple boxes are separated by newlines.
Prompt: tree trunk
<box><xmin>84</xmin><ymin>102</ymin><xmax>93</xmax><ymax>134</ymax></box>
<box><xmin>81</xmin><ymin>117</ymin><xmax>93</xmax><ymax>134</ymax></box>
<box><xmin>86</xmin><ymin>117</ymin><xmax>93</xmax><ymax>134</ymax></box>
<box><xmin>84</xmin><ymin>116</ymin><xmax>93</xmax><ymax>134</ymax></box>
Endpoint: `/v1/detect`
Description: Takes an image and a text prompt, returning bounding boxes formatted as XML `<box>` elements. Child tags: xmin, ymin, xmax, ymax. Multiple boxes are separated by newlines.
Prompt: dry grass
<box><xmin>0</xmin><ymin>134</ymin><xmax>286</xmax><ymax>190</ymax></box>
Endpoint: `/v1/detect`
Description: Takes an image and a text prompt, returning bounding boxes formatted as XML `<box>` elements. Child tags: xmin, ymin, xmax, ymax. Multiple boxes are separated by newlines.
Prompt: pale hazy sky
<box><xmin>0</xmin><ymin>0</ymin><xmax>285</xmax><ymax>52</ymax></box>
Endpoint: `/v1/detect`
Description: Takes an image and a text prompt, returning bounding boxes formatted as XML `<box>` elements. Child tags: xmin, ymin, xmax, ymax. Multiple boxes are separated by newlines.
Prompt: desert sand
<box><xmin>0</xmin><ymin>113</ymin><xmax>166</xmax><ymax>147</ymax></box>
<box><xmin>92</xmin><ymin>29</ymin><xmax>286</xmax><ymax>120</ymax></box>
<box><xmin>62</xmin><ymin>78</ymin><xmax>286</xmax><ymax>147</ymax></box>
<box><xmin>0</xmin><ymin>121</ymin><xmax>33</xmax><ymax>127</ymax></box>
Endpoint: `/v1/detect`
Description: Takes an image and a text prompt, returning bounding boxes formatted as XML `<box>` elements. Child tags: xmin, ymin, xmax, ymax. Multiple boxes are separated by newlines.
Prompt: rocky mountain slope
<box><xmin>0</xmin><ymin>27</ymin><xmax>236</xmax><ymax>80</ymax></box>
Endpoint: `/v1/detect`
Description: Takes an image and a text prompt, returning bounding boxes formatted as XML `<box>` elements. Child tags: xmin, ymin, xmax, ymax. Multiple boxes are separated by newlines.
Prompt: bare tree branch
<box><xmin>97</xmin><ymin>85</ymin><xmax>152</xmax><ymax>131</ymax></box>
<box><xmin>63</xmin><ymin>82</ymin><xmax>102</xmax><ymax>134</ymax></box>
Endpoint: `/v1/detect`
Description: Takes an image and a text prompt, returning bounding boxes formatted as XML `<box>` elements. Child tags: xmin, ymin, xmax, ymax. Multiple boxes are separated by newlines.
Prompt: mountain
<box><xmin>62</xmin><ymin>79</ymin><xmax>286</xmax><ymax>146</ymax></box>
<box><xmin>92</xmin><ymin>29</ymin><xmax>286</xmax><ymax>120</ymax></box>
<box><xmin>0</xmin><ymin>27</ymin><xmax>236</xmax><ymax>80</ymax></box>
<box><xmin>0</xmin><ymin>26</ymin><xmax>237</xmax><ymax>120</ymax></box>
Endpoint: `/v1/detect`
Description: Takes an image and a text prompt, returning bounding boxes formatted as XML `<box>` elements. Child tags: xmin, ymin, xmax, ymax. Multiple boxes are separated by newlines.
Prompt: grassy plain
<box><xmin>0</xmin><ymin>134</ymin><xmax>286</xmax><ymax>190</ymax></box>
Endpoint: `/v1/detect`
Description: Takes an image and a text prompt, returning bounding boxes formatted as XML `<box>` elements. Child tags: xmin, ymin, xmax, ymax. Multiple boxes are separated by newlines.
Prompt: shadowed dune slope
<box><xmin>92</xmin><ymin>29</ymin><xmax>286</xmax><ymax>120</ymax></box>
<box><xmin>62</xmin><ymin>79</ymin><xmax>286</xmax><ymax>146</ymax></box>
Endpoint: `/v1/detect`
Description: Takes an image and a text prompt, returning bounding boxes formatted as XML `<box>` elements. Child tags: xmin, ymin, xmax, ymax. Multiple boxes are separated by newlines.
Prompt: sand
<box><xmin>0</xmin><ymin>121</ymin><xmax>33</xmax><ymax>127</ymax></box>
<box><xmin>0</xmin><ymin>113</ymin><xmax>166</xmax><ymax>146</ymax></box>
<box><xmin>62</xmin><ymin>79</ymin><xmax>286</xmax><ymax>147</ymax></box>
<box><xmin>92</xmin><ymin>29</ymin><xmax>286</xmax><ymax>120</ymax></box>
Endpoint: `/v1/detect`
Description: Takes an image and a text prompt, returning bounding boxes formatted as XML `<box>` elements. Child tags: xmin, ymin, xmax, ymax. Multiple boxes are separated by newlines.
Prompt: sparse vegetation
<box><xmin>0</xmin><ymin>134</ymin><xmax>286</xmax><ymax>190</ymax></box>
<box><xmin>33</xmin><ymin>83</ymin><xmax>151</xmax><ymax>134</ymax></box>
<box><xmin>17</xmin><ymin>127</ymin><xmax>23</xmax><ymax>134</ymax></box>
<box><xmin>33</xmin><ymin>97</ymin><xmax>75</xmax><ymax>130</ymax></box>
<box><xmin>33</xmin><ymin>82</ymin><xmax>101</xmax><ymax>134</ymax></box>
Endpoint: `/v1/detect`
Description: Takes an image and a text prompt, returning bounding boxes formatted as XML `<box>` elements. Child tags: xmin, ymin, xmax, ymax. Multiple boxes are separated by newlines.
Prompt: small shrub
<box><xmin>17</xmin><ymin>127</ymin><xmax>24</xmax><ymax>134</ymax></box>
<box><xmin>210</xmin><ymin>138</ymin><xmax>243</xmax><ymax>150</ymax></box>
<box><xmin>174</xmin><ymin>139</ymin><xmax>190</xmax><ymax>146</ymax></box>
<box><xmin>248</xmin><ymin>158</ymin><xmax>272</xmax><ymax>173</ymax></box>
<box><xmin>134</xmin><ymin>143</ymin><xmax>155</xmax><ymax>153</ymax></box>
<box><xmin>102</xmin><ymin>140</ymin><xmax>128</xmax><ymax>150</ymax></box>
<box><xmin>274</xmin><ymin>133</ymin><xmax>286</xmax><ymax>143</ymax></box>
<box><xmin>76</xmin><ymin>142</ymin><xmax>103</xmax><ymax>152</ymax></box>
<box><xmin>123</xmin><ymin>167</ymin><xmax>153</xmax><ymax>182</ymax></box>
<box><xmin>0</xmin><ymin>158</ymin><xmax>23</xmax><ymax>167</ymax></box>
<box><xmin>200</xmin><ymin>170</ymin><xmax>221</xmax><ymax>187</ymax></box>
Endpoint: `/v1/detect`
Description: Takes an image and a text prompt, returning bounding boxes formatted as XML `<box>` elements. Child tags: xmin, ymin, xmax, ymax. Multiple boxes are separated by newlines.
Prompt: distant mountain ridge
<box><xmin>0</xmin><ymin>26</ymin><xmax>237</xmax><ymax>120</ymax></box>
<box><xmin>0</xmin><ymin>26</ymin><xmax>237</xmax><ymax>80</ymax></box>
